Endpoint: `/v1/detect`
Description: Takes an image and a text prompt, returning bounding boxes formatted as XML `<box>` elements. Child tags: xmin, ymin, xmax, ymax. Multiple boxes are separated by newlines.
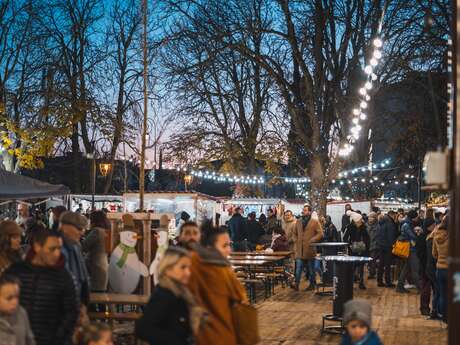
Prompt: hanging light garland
<box><xmin>189</xmin><ymin>170</ymin><xmax>265</xmax><ymax>185</ymax></box>
<box><xmin>339</xmin><ymin>36</ymin><xmax>384</xmax><ymax>156</ymax></box>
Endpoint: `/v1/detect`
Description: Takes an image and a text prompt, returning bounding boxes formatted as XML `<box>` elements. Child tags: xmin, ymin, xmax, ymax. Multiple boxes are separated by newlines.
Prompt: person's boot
<box><xmin>385</xmin><ymin>283</ymin><xmax>395</xmax><ymax>288</ymax></box>
<box><xmin>359</xmin><ymin>282</ymin><xmax>367</xmax><ymax>290</ymax></box>
<box><xmin>396</xmin><ymin>285</ymin><xmax>409</xmax><ymax>293</ymax></box>
<box><xmin>290</xmin><ymin>282</ymin><xmax>299</xmax><ymax>291</ymax></box>
<box><xmin>377</xmin><ymin>281</ymin><xmax>385</xmax><ymax>287</ymax></box>
<box><xmin>420</xmin><ymin>308</ymin><xmax>431</xmax><ymax>316</ymax></box>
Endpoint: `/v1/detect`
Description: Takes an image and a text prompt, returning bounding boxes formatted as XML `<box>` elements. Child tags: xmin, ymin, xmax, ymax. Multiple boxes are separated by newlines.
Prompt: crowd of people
<box><xmin>0</xmin><ymin>201</ymin><xmax>449</xmax><ymax>345</ymax></box>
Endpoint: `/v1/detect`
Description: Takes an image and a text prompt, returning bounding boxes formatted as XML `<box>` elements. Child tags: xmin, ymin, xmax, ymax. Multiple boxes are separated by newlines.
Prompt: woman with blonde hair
<box><xmin>0</xmin><ymin>220</ymin><xmax>23</xmax><ymax>275</ymax></box>
<box><xmin>136</xmin><ymin>247</ymin><xmax>207</xmax><ymax>345</ymax></box>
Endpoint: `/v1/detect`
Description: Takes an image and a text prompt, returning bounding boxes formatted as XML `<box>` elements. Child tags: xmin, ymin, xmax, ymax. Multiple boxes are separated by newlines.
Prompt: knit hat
<box><xmin>343</xmin><ymin>299</ymin><xmax>372</xmax><ymax>328</ymax></box>
<box><xmin>60</xmin><ymin>211</ymin><xmax>88</xmax><ymax>230</ymax></box>
<box><xmin>407</xmin><ymin>210</ymin><xmax>419</xmax><ymax>220</ymax></box>
<box><xmin>348</xmin><ymin>211</ymin><xmax>363</xmax><ymax>224</ymax></box>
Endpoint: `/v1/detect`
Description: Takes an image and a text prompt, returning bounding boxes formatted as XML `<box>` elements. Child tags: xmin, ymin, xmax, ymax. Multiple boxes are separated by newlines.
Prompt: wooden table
<box><xmin>229</xmin><ymin>255</ymin><xmax>285</xmax><ymax>262</ymax></box>
<box><xmin>230</xmin><ymin>259</ymin><xmax>274</xmax><ymax>266</ymax></box>
<box><xmin>89</xmin><ymin>293</ymin><xmax>150</xmax><ymax>306</ymax></box>
<box><xmin>231</xmin><ymin>251</ymin><xmax>293</xmax><ymax>257</ymax></box>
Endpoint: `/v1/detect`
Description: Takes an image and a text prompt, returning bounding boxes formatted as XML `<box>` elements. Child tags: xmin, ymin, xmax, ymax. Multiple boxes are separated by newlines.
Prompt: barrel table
<box><xmin>310</xmin><ymin>242</ymin><xmax>349</xmax><ymax>295</ymax></box>
<box><xmin>320</xmin><ymin>255</ymin><xmax>372</xmax><ymax>335</ymax></box>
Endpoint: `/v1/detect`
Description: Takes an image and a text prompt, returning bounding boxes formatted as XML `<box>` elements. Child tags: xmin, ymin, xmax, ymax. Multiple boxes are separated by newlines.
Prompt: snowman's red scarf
<box><xmin>116</xmin><ymin>243</ymin><xmax>136</xmax><ymax>268</ymax></box>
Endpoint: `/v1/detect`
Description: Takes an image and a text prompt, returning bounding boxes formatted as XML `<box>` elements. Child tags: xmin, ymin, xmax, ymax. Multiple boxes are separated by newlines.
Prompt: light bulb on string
<box><xmin>365</xmin><ymin>82</ymin><xmax>373</xmax><ymax>90</ymax></box>
<box><xmin>365</xmin><ymin>95</ymin><xmax>371</xmax><ymax>101</ymax></box>
<box><xmin>373</xmin><ymin>50</ymin><xmax>382</xmax><ymax>59</ymax></box>
<box><xmin>370</xmin><ymin>58</ymin><xmax>378</xmax><ymax>66</ymax></box>
<box><xmin>359</xmin><ymin>88</ymin><xmax>367</xmax><ymax>95</ymax></box>
<box><xmin>360</xmin><ymin>113</ymin><xmax>367</xmax><ymax>120</ymax></box>
<box><xmin>353</xmin><ymin>108</ymin><xmax>360</xmax><ymax>115</ymax></box>
<box><xmin>373</xmin><ymin>38</ymin><xmax>383</xmax><ymax>48</ymax></box>
<box><xmin>360</xmin><ymin>101</ymin><xmax>367</xmax><ymax>109</ymax></box>
<box><xmin>364</xmin><ymin>65</ymin><xmax>373</xmax><ymax>74</ymax></box>
<box><xmin>352</xmin><ymin>118</ymin><xmax>359</xmax><ymax>124</ymax></box>
<box><xmin>371</xmin><ymin>73</ymin><xmax>378</xmax><ymax>81</ymax></box>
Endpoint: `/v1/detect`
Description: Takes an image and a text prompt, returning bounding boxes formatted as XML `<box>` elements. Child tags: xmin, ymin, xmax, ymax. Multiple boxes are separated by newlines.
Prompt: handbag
<box><xmin>392</xmin><ymin>240</ymin><xmax>410</xmax><ymax>258</ymax></box>
<box><xmin>351</xmin><ymin>241</ymin><xmax>366</xmax><ymax>254</ymax></box>
<box><xmin>232</xmin><ymin>302</ymin><xmax>260</xmax><ymax>345</ymax></box>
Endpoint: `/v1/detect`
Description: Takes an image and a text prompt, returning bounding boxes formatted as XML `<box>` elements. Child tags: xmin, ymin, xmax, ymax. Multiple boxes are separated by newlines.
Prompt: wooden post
<box><xmin>450</xmin><ymin>2</ymin><xmax>460</xmax><ymax>343</ymax></box>
<box><xmin>142</xmin><ymin>219</ymin><xmax>152</xmax><ymax>295</ymax></box>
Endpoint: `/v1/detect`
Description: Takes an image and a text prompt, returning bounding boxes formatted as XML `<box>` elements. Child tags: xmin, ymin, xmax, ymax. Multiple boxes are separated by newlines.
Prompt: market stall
<box><xmin>123</xmin><ymin>191</ymin><xmax>220</xmax><ymax>226</ymax></box>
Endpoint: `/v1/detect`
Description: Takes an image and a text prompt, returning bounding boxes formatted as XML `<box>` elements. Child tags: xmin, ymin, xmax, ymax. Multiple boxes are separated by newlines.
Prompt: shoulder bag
<box><xmin>232</xmin><ymin>302</ymin><xmax>260</xmax><ymax>345</ymax></box>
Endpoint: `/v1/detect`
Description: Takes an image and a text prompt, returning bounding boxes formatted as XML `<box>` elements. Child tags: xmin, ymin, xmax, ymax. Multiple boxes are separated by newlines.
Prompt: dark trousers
<box><xmin>436</xmin><ymin>268</ymin><xmax>448</xmax><ymax>319</ymax></box>
<box><xmin>377</xmin><ymin>248</ymin><xmax>393</xmax><ymax>285</ymax></box>
<box><xmin>430</xmin><ymin>277</ymin><xmax>440</xmax><ymax>317</ymax></box>
<box><xmin>354</xmin><ymin>263</ymin><xmax>365</xmax><ymax>284</ymax></box>
<box><xmin>368</xmin><ymin>249</ymin><xmax>378</xmax><ymax>277</ymax></box>
<box><xmin>420</xmin><ymin>273</ymin><xmax>432</xmax><ymax>312</ymax></box>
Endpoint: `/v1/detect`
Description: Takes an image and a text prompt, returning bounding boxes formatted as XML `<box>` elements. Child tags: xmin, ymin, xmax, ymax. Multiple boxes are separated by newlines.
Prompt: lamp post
<box><xmin>184</xmin><ymin>174</ymin><xmax>193</xmax><ymax>192</ymax></box>
<box><xmin>86</xmin><ymin>148</ymin><xmax>96</xmax><ymax>211</ymax></box>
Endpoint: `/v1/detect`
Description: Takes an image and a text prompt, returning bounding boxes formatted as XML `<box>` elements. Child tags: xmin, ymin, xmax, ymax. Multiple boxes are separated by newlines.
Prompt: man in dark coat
<box><xmin>341</xmin><ymin>204</ymin><xmax>352</xmax><ymax>234</ymax></box>
<box><xmin>227</xmin><ymin>207</ymin><xmax>248</xmax><ymax>251</ymax></box>
<box><xmin>246</xmin><ymin>212</ymin><xmax>265</xmax><ymax>249</ymax></box>
<box><xmin>375</xmin><ymin>211</ymin><xmax>398</xmax><ymax>287</ymax></box>
<box><xmin>417</xmin><ymin>218</ymin><xmax>437</xmax><ymax>316</ymax></box>
<box><xmin>6</xmin><ymin>229</ymin><xmax>78</xmax><ymax>345</ymax></box>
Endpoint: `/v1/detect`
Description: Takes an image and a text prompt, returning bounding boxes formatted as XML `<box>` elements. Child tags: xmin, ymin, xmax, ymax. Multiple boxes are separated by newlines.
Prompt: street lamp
<box><xmin>184</xmin><ymin>174</ymin><xmax>193</xmax><ymax>192</ymax></box>
<box><xmin>99</xmin><ymin>163</ymin><xmax>112</xmax><ymax>177</ymax></box>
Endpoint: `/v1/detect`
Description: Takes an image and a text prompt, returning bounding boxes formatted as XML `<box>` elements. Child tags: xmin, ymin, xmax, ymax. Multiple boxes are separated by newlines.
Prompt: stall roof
<box><xmin>123</xmin><ymin>191</ymin><xmax>220</xmax><ymax>201</ymax></box>
<box><xmin>224</xmin><ymin>197</ymin><xmax>283</xmax><ymax>205</ymax></box>
<box><xmin>0</xmin><ymin>169</ymin><xmax>70</xmax><ymax>200</ymax></box>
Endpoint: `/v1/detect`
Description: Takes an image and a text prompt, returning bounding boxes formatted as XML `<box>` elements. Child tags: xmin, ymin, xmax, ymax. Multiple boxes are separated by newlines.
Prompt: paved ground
<box><xmin>257</xmin><ymin>279</ymin><xmax>447</xmax><ymax>345</ymax></box>
<box><xmin>114</xmin><ymin>278</ymin><xmax>448</xmax><ymax>345</ymax></box>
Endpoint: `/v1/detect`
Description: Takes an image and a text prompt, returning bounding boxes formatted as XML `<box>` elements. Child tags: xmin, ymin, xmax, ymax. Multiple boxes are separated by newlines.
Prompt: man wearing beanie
<box><xmin>59</xmin><ymin>211</ymin><xmax>91</xmax><ymax>306</ymax></box>
<box><xmin>341</xmin><ymin>299</ymin><xmax>383</xmax><ymax>345</ymax></box>
<box><xmin>396</xmin><ymin>209</ymin><xmax>421</xmax><ymax>293</ymax></box>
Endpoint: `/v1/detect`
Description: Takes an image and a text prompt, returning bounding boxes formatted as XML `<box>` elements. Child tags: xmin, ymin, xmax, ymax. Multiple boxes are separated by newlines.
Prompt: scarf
<box><xmin>158</xmin><ymin>275</ymin><xmax>208</xmax><ymax>334</ymax></box>
<box><xmin>302</xmin><ymin>215</ymin><xmax>311</xmax><ymax>228</ymax></box>
<box><xmin>116</xmin><ymin>243</ymin><xmax>136</xmax><ymax>268</ymax></box>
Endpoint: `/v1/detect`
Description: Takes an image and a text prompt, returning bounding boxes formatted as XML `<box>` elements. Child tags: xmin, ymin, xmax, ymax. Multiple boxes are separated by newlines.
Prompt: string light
<box><xmin>339</xmin><ymin>34</ymin><xmax>384</xmax><ymax>157</ymax></box>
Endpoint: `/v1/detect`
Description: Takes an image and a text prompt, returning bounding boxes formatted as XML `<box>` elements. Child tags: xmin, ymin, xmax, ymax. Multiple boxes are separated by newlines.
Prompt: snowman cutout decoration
<box><xmin>109</xmin><ymin>216</ymin><xmax>149</xmax><ymax>293</ymax></box>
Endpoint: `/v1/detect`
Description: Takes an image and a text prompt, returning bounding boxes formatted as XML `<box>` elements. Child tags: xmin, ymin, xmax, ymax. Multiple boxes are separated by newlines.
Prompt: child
<box><xmin>0</xmin><ymin>274</ymin><xmax>36</xmax><ymax>345</ymax></box>
<box><xmin>79</xmin><ymin>323</ymin><xmax>113</xmax><ymax>345</ymax></box>
<box><xmin>341</xmin><ymin>299</ymin><xmax>383</xmax><ymax>345</ymax></box>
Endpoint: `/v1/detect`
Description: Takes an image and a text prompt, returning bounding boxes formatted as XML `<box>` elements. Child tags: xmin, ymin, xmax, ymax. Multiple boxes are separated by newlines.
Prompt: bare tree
<box><xmin>165</xmin><ymin>0</ymin><xmax>447</xmax><ymax>211</ymax></box>
<box><xmin>162</xmin><ymin>13</ymin><xmax>283</xmax><ymax>176</ymax></box>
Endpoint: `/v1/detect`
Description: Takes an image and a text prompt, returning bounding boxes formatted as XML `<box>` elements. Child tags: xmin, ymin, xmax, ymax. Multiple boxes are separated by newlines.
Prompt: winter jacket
<box><xmin>340</xmin><ymin>331</ymin><xmax>383</xmax><ymax>345</ymax></box>
<box><xmin>400</xmin><ymin>219</ymin><xmax>418</xmax><ymax>253</ymax></box>
<box><xmin>266</xmin><ymin>216</ymin><xmax>280</xmax><ymax>234</ymax></box>
<box><xmin>341</xmin><ymin>213</ymin><xmax>351</xmax><ymax>233</ymax></box>
<box><xmin>246</xmin><ymin>219</ymin><xmax>265</xmax><ymax>245</ymax></box>
<box><xmin>416</xmin><ymin>231</ymin><xmax>428</xmax><ymax>273</ymax></box>
<box><xmin>188</xmin><ymin>244</ymin><xmax>247</xmax><ymax>345</ymax></box>
<box><xmin>425</xmin><ymin>232</ymin><xmax>436</xmax><ymax>282</ymax></box>
<box><xmin>0</xmin><ymin>305</ymin><xmax>36</xmax><ymax>345</ymax></box>
<box><xmin>82</xmin><ymin>227</ymin><xmax>109</xmax><ymax>291</ymax></box>
<box><xmin>375</xmin><ymin>215</ymin><xmax>398</xmax><ymax>249</ymax></box>
<box><xmin>323</xmin><ymin>222</ymin><xmax>340</xmax><ymax>243</ymax></box>
<box><xmin>344</xmin><ymin>222</ymin><xmax>370</xmax><ymax>256</ymax></box>
<box><xmin>227</xmin><ymin>214</ymin><xmax>247</xmax><ymax>242</ymax></box>
<box><xmin>136</xmin><ymin>286</ymin><xmax>193</xmax><ymax>345</ymax></box>
<box><xmin>271</xmin><ymin>234</ymin><xmax>289</xmax><ymax>252</ymax></box>
<box><xmin>62</xmin><ymin>236</ymin><xmax>91</xmax><ymax>305</ymax></box>
<box><xmin>367</xmin><ymin>221</ymin><xmax>379</xmax><ymax>252</ymax></box>
<box><xmin>433</xmin><ymin>228</ymin><xmax>449</xmax><ymax>269</ymax></box>
<box><xmin>292</xmin><ymin>217</ymin><xmax>323</xmax><ymax>260</ymax></box>
<box><xmin>283</xmin><ymin>218</ymin><xmax>297</xmax><ymax>255</ymax></box>
<box><xmin>6</xmin><ymin>261</ymin><xmax>78</xmax><ymax>345</ymax></box>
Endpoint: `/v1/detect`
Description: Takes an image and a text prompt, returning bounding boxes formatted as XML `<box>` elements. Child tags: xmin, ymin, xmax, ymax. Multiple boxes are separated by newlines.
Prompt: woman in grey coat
<box><xmin>82</xmin><ymin>211</ymin><xmax>109</xmax><ymax>292</ymax></box>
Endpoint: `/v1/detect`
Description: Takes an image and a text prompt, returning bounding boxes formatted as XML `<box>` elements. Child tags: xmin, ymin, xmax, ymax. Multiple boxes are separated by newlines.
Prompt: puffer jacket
<box><xmin>400</xmin><ymin>218</ymin><xmax>418</xmax><ymax>252</ymax></box>
<box><xmin>0</xmin><ymin>305</ymin><xmax>36</xmax><ymax>345</ymax></box>
<box><xmin>433</xmin><ymin>227</ymin><xmax>449</xmax><ymax>269</ymax></box>
<box><xmin>6</xmin><ymin>261</ymin><xmax>78</xmax><ymax>345</ymax></box>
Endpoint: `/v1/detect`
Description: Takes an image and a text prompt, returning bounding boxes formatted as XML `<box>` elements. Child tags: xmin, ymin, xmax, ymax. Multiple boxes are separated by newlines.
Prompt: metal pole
<box><xmin>417</xmin><ymin>158</ymin><xmax>422</xmax><ymax>209</ymax></box>
<box><xmin>139</xmin><ymin>0</ymin><xmax>148</xmax><ymax>211</ymax></box>
<box><xmin>91</xmin><ymin>156</ymin><xmax>96</xmax><ymax>211</ymax></box>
